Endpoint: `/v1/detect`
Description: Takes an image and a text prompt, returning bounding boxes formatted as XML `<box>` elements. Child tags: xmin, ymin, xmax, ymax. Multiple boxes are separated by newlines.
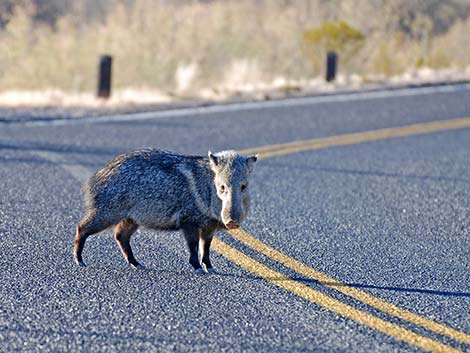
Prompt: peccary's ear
<box><xmin>246</xmin><ymin>154</ymin><xmax>258</xmax><ymax>172</ymax></box>
<box><xmin>208</xmin><ymin>151</ymin><xmax>219</xmax><ymax>167</ymax></box>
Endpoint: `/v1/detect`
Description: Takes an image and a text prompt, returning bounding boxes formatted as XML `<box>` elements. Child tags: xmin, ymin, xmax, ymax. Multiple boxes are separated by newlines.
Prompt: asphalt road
<box><xmin>1</xmin><ymin>85</ymin><xmax>470</xmax><ymax>352</ymax></box>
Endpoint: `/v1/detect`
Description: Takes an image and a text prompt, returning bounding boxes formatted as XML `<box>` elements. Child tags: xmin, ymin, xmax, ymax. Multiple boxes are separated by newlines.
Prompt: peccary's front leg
<box><xmin>182</xmin><ymin>225</ymin><xmax>205</xmax><ymax>273</ymax></box>
<box><xmin>200</xmin><ymin>228</ymin><xmax>216</xmax><ymax>273</ymax></box>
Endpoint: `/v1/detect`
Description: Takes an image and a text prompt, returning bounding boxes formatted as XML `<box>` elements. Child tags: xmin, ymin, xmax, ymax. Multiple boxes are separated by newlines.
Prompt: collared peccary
<box><xmin>74</xmin><ymin>149</ymin><xmax>258</xmax><ymax>273</ymax></box>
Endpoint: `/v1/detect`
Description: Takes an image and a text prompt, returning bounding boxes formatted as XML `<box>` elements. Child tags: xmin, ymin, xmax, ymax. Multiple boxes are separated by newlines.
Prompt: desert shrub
<box><xmin>0</xmin><ymin>0</ymin><xmax>469</xmax><ymax>94</ymax></box>
<box><xmin>303</xmin><ymin>21</ymin><xmax>365</xmax><ymax>75</ymax></box>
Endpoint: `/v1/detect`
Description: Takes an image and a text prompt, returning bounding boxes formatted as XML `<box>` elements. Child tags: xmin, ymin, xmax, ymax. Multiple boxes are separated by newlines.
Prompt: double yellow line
<box><xmin>213</xmin><ymin>117</ymin><xmax>470</xmax><ymax>353</ymax></box>
<box><xmin>240</xmin><ymin>116</ymin><xmax>470</xmax><ymax>159</ymax></box>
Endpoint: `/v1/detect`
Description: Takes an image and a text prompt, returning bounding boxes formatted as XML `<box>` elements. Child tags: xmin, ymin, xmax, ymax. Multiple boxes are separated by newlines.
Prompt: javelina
<box><xmin>74</xmin><ymin>149</ymin><xmax>258</xmax><ymax>273</ymax></box>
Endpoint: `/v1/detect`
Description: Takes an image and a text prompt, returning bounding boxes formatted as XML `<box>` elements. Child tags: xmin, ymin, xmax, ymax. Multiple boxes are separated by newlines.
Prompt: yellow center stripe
<box><xmin>239</xmin><ymin>117</ymin><xmax>470</xmax><ymax>159</ymax></box>
<box><xmin>228</xmin><ymin>229</ymin><xmax>470</xmax><ymax>345</ymax></box>
<box><xmin>212</xmin><ymin>238</ymin><xmax>464</xmax><ymax>353</ymax></box>
<box><xmin>209</xmin><ymin>117</ymin><xmax>470</xmax><ymax>351</ymax></box>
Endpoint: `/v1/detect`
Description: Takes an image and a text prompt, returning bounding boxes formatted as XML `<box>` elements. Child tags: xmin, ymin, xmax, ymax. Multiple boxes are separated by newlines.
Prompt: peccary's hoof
<box><xmin>75</xmin><ymin>260</ymin><xmax>87</xmax><ymax>267</ymax></box>
<box><xmin>194</xmin><ymin>268</ymin><xmax>208</xmax><ymax>275</ymax></box>
<box><xmin>207</xmin><ymin>267</ymin><xmax>217</xmax><ymax>274</ymax></box>
<box><xmin>131</xmin><ymin>263</ymin><xmax>145</xmax><ymax>270</ymax></box>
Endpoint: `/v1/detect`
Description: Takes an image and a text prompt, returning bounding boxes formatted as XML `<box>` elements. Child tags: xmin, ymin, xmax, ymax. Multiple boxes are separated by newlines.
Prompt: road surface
<box><xmin>1</xmin><ymin>84</ymin><xmax>469</xmax><ymax>352</ymax></box>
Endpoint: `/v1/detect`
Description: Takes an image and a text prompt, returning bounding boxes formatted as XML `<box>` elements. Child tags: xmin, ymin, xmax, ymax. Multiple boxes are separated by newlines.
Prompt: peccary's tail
<box><xmin>80</xmin><ymin>175</ymin><xmax>99</xmax><ymax>210</ymax></box>
<box><xmin>81</xmin><ymin>154</ymin><xmax>126</xmax><ymax>206</ymax></box>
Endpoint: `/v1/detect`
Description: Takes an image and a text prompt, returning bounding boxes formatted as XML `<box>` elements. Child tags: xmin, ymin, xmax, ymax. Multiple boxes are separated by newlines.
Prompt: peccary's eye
<box><xmin>241</xmin><ymin>184</ymin><xmax>247</xmax><ymax>192</ymax></box>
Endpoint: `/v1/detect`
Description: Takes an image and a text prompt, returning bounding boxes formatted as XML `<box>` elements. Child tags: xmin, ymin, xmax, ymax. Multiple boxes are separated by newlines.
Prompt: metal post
<box><xmin>97</xmin><ymin>55</ymin><xmax>113</xmax><ymax>99</ymax></box>
<box><xmin>326</xmin><ymin>51</ymin><xmax>337</xmax><ymax>82</ymax></box>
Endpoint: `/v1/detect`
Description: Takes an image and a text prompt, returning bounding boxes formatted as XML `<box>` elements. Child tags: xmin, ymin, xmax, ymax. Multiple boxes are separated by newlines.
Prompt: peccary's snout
<box><xmin>221</xmin><ymin>191</ymin><xmax>244</xmax><ymax>229</ymax></box>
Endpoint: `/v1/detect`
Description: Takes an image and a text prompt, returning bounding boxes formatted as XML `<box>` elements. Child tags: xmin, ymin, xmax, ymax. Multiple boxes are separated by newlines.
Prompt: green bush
<box><xmin>303</xmin><ymin>21</ymin><xmax>365</xmax><ymax>75</ymax></box>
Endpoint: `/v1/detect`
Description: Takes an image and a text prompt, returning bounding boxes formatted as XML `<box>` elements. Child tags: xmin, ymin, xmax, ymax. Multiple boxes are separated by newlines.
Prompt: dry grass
<box><xmin>0</xmin><ymin>88</ymin><xmax>172</xmax><ymax>107</ymax></box>
<box><xmin>0</xmin><ymin>0</ymin><xmax>469</xmax><ymax>104</ymax></box>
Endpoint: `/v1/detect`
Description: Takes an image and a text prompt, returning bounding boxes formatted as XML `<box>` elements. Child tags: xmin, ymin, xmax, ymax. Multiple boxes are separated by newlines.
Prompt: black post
<box><xmin>97</xmin><ymin>55</ymin><xmax>113</xmax><ymax>99</ymax></box>
<box><xmin>326</xmin><ymin>51</ymin><xmax>337</xmax><ymax>82</ymax></box>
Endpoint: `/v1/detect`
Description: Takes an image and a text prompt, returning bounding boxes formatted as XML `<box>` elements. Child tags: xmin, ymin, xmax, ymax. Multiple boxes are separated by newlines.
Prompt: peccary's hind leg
<box><xmin>114</xmin><ymin>219</ymin><xmax>142</xmax><ymax>269</ymax></box>
<box><xmin>74</xmin><ymin>225</ymin><xmax>88</xmax><ymax>267</ymax></box>
<box><xmin>182</xmin><ymin>225</ymin><xmax>205</xmax><ymax>273</ymax></box>
<box><xmin>74</xmin><ymin>211</ymin><xmax>115</xmax><ymax>267</ymax></box>
<box><xmin>200</xmin><ymin>228</ymin><xmax>216</xmax><ymax>273</ymax></box>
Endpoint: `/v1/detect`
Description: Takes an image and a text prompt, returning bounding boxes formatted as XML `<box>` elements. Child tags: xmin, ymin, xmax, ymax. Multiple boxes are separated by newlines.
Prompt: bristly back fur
<box><xmin>75</xmin><ymin>148</ymin><xmax>257</xmax><ymax>271</ymax></box>
<box><xmin>82</xmin><ymin>149</ymin><xmax>255</xmax><ymax>230</ymax></box>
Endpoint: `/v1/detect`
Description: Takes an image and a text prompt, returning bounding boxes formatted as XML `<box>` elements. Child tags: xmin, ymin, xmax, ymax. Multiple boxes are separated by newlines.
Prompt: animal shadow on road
<box><xmin>139</xmin><ymin>268</ymin><xmax>470</xmax><ymax>298</ymax></box>
<box><xmin>313</xmin><ymin>281</ymin><xmax>470</xmax><ymax>298</ymax></box>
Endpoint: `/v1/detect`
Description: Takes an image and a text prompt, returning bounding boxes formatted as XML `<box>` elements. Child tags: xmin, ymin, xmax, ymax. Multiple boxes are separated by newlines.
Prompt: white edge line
<box><xmin>14</xmin><ymin>83</ymin><xmax>470</xmax><ymax>127</ymax></box>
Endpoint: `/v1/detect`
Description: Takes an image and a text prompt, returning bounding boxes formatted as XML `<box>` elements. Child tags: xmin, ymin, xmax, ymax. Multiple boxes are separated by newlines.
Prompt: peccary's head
<box><xmin>208</xmin><ymin>150</ymin><xmax>258</xmax><ymax>229</ymax></box>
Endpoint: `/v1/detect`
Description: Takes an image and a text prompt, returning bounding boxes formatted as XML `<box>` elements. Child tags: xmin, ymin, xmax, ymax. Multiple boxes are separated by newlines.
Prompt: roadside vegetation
<box><xmin>0</xmin><ymin>0</ymin><xmax>469</xmax><ymax>100</ymax></box>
